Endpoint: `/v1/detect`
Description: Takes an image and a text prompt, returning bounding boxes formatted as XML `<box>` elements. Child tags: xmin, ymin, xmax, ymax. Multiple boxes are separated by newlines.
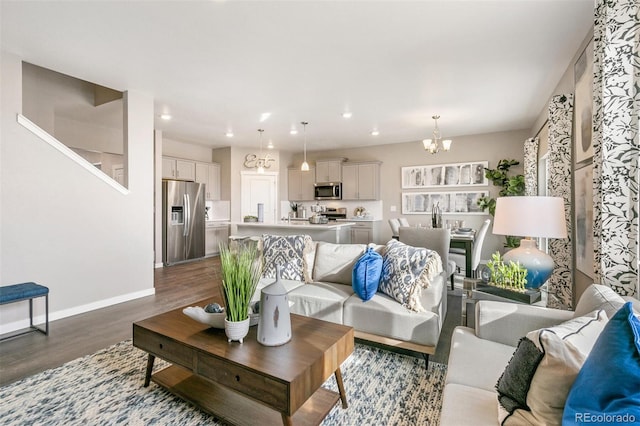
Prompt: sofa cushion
<box><xmin>261</xmin><ymin>234</ymin><xmax>313</xmax><ymax>281</ymax></box>
<box><xmin>343</xmin><ymin>291</ymin><xmax>441</xmax><ymax>346</ymax></box>
<box><xmin>303</xmin><ymin>241</ymin><xmax>317</xmax><ymax>283</ymax></box>
<box><xmin>378</xmin><ymin>239</ymin><xmax>442</xmax><ymax>312</ymax></box>
<box><xmin>313</xmin><ymin>242</ymin><xmax>367</xmax><ymax>285</ymax></box>
<box><xmin>573</xmin><ymin>283</ymin><xmax>625</xmax><ymax>318</ymax></box>
<box><xmin>352</xmin><ymin>246</ymin><xmax>383</xmax><ymax>301</ymax></box>
<box><xmin>288</xmin><ymin>282</ymin><xmax>353</xmax><ymax>324</ymax></box>
<box><xmin>563</xmin><ymin>302</ymin><xmax>640</xmax><ymax>425</ymax></box>
<box><xmin>441</xmin><ymin>384</ymin><xmax>498</xmax><ymax>426</ymax></box>
<box><xmin>445</xmin><ymin>327</ymin><xmax>516</xmax><ymax>392</ymax></box>
<box><xmin>498</xmin><ymin>310</ymin><xmax>608</xmax><ymax>425</ymax></box>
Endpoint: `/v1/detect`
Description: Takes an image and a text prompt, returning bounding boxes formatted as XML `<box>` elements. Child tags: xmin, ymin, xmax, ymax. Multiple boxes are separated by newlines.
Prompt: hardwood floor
<box><xmin>0</xmin><ymin>257</ymin><xmax>223</xmax><ymax>387</ymax></box>
<box><xmin>0</xmin><ymin>256</ymin><xmax>461</xmax><ymax>387</ymax></box>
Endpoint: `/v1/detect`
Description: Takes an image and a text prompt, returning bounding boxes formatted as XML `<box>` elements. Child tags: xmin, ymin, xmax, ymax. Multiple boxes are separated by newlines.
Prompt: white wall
<box><xmin>163</xmin><ymin>137</ymin><xmax>213</xmax><ymax>162</ymax></box>
<box><xmin>0</xmin><ymin>52</ymin><xmax>155</xmax><ymax>334</ymax></box>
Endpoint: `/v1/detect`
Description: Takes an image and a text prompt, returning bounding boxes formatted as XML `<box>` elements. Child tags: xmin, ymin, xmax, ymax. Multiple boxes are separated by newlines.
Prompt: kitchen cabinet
<box><xmin>315</xmin><ymin>159</ymin><xmax>344</xmax><ymax>183</ymax></box>
<box><xmin>205</xmin><ymin>222</ymin><xmax>229</xmax><ymax>256</ymax></box>
<box><xmin>162</xmin><ymin>157</ymin><xmax>196</xmax><ymax>181</ymax></box>
<box><xmin>342</xmin><ymin>161</ymin><xmax>381</xmax><ymax>200</ymax></box>
<box><xmin>344</xmin><ymin>220</ymin><xmax>380</xmax><ymax>244</ymax></box>
<box><xmin>288</xmin><ymin>167</ymin><xmax>315</xmax><ymax>201</ymax></box>
<box><xmin>196</xmin><ymin>162</ymin><xmax>221</xmax><ymax>200</ymax></box>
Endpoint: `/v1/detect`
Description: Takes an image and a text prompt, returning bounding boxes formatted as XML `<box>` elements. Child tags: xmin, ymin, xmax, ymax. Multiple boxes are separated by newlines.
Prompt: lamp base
<box><xmin>502</xmin><ymin>238</ymin><xmax>553</xmax><ymax>289</ymax></box>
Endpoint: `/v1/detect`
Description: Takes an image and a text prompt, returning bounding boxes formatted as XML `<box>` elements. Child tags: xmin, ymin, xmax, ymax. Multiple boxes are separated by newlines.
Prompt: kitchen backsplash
<box><xmin>206</xmin><ymin>200</ymin><xmax>230</xmax><ymax>221</ymax></box>
<box><xmin>283</xmin><ymin>200</ymin><xmax>383</xmax><ymax>219</ymax></box>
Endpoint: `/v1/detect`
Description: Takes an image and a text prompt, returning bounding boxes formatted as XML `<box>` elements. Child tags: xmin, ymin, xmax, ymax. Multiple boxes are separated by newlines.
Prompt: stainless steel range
<box><xmin>323</xmin><ymin>207</ymin><xmax>347</xmax><ymax>221</ymax></box>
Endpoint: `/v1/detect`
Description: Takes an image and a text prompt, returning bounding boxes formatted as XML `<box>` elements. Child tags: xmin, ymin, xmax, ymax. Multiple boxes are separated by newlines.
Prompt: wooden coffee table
<box><xmin>133</xmin><ymin>302</ymin><xmax>354</xmax><ymax>425</ymax></box>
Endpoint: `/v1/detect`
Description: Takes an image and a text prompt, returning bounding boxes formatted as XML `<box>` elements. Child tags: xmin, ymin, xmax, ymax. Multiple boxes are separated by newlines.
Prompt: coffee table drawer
<box><xmin>134</xmin><ymin>328</ymin><xmax>194</xmax><ymax>369</ymax></box>
<box><xmin>197</xmin><ymin>353</ymin><xmax>289</xmax><ymax>412</ymax></box>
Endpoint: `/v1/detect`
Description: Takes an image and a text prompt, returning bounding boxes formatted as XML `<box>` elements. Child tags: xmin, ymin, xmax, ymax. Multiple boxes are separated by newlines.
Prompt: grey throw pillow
<box><xmin>496</xmin><ymin>337</ymin><xmax>544</xmax><ymax>413</ymax></box>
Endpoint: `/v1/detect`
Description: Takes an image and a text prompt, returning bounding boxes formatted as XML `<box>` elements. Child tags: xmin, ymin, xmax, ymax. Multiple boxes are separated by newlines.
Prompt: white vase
<box><xmin>224</xmin><ymin>317</ymin><xmax>250</xmax><ymax>343</ymax></box>
<box><xmin>257</xmin><ymin>265</ymin><xmax>292</xmax><ymax>346</ymax></box>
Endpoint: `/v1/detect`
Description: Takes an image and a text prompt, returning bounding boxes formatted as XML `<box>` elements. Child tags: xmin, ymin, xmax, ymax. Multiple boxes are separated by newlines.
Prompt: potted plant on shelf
<box><xmin>219</xmin><ymin>243</ymin><xmax>261</xmax><ymax>343</ymax></box>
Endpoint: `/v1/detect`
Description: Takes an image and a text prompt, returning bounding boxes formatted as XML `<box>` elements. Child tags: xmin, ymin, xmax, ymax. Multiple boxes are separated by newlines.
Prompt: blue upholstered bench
<box><xmin>0</xmin><ymin>282</ymin><xmax>49</xmax><ymax>340</ymax></box>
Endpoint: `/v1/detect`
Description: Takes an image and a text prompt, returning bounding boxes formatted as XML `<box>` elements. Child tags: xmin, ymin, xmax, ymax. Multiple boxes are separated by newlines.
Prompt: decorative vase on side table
<box><xmin>257</xmin><ymin>265</ymin><xmax>292</xmax><ymax>346</ymax></box>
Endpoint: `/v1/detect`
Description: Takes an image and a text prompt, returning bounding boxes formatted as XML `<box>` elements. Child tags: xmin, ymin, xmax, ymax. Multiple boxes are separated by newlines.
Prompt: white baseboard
<box><xmin>0</xmin><ymin>287</ymin><xmax>155</xmax><ymax>335</ymax></box>
<box><xmin>154</xmin><ymin>262</ymin><xmax>164</xmax><ymax>269</ymax></box>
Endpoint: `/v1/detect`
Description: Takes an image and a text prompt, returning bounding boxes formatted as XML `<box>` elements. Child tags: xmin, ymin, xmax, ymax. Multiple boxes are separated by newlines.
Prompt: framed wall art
<box><xmin>574</xmin><ymin>39</ymin><xmax>594</xmax><ymax>164</ymax></box>
<box><xmin>574</xmin><ymin>164</ymin><xmax>594</xmax><ymax>278</ymax></box>
<box><xmin>401</xmin><ymin>161</ymin><xmax>488</xmax><ymax>189</ymax></box>
<box><xmin>402</xmin><ymin>191</ymin><xmax>488</xmax><ymax>215</ymax></box>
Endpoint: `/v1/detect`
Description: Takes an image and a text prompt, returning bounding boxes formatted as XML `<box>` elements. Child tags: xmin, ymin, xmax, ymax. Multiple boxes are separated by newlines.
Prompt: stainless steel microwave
<box><xmin>314</xmin><ymin>182</ymin><xmax>342</xmax><ymax>200</ymax></box>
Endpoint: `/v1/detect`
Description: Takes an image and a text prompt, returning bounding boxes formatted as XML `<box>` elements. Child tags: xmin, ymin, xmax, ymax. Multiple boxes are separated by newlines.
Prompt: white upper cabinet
<box><xmin>315</xmin><ymin>159</ymin><xmax>344</xmax><ymax>183</ymax></box>
<box><xmin>162</xmin><ymin>156</ymin><xmax>195</xmax><ymax>181</ymax></box>
<box><xmin>195</xmin><ymin>161</ymin><xmax>220</xmax><ymax>200</ymax></box>
<box><xmin>341</xmin><ymin>161</ymin><xmax>381</xmax><ymax>200</ymax></box>
<box><xmin>288</xmin><ymin>168</ymin><xmax>316</xmax><ymax>201</ymax></box>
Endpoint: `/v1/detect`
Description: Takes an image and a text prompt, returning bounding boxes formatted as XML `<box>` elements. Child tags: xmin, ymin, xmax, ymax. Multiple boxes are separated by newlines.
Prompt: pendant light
<box><xmin>300</xmin><ymin>121</ymin><xmax>310</xmax><ymax>171</ymax></box>
<box><xmin>257</xmin><ymin>129</ymin><xmax>265</xmax><ymax>174</ymax></box>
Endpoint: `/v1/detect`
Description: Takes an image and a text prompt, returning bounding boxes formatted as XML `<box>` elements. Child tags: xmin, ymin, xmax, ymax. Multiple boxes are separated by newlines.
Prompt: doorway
<box><xmin>240</xmin><ymin>171</ymin><xmax>278</xmax><ymax>223</ymax></box>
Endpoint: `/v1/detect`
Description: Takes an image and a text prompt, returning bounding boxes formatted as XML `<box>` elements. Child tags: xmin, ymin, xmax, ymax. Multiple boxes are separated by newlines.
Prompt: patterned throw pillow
<box><xmin>261</xmin><ymin>234</ymin><xmax>313</xmax><ymax>282</ymax></box>
<box><xmin>378</xmin><ymin>239</ymin><xmax>441</xmax><ymax>312</ymax></box>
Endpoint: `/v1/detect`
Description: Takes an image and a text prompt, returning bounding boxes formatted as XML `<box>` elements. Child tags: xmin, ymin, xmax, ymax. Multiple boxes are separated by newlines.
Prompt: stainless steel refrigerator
<box><xmin>162</xmin><ymin>180</ymin><xmax>205</xmax><ymax>265</ymax></box>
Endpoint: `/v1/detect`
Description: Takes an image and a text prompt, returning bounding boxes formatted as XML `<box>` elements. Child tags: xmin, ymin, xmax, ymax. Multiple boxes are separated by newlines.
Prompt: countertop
<box><xmin>336</xmin><ymin>217</ymin><xmax>379</xmax><ymax>222</ymax></box>
<box><xmin>235</xmin><ymin>221</ymin><xmax>355</xmax><ymax>230</ymax></box>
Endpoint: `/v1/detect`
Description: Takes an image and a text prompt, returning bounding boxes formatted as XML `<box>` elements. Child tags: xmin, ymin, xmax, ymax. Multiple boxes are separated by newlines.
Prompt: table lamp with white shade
<box><xmin>492</xmin><ymin>196</ymin><xmax>568</xmax><ymax>289</ymax></box>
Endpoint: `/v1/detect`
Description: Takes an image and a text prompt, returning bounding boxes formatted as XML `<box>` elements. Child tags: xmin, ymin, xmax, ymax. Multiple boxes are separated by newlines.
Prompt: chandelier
<box><xmin>423</xmin><ymin>115</ymin><xmax>452</xmax><ymax>154</ymax></box>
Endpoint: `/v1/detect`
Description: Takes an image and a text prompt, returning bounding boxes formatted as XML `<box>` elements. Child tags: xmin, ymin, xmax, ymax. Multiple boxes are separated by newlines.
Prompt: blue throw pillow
<box><xmin>562</xmin><ymin>302</ymin><xmax>640</xmax><ymax>425</ymax></box>
<box><xmin>352</xmin><ymin>247</ymin><xmax>383</xmax><ymax>301</ymax></box>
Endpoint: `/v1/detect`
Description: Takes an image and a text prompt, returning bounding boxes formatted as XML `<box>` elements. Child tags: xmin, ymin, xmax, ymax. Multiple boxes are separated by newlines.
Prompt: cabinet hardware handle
<box><xmin>235</xmin><ymin>375</ymin><xmax>241</xmax><ymax>382</ymax></box>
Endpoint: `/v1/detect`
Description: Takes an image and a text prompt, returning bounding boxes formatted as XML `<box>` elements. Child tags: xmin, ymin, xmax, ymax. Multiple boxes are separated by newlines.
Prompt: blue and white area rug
<box><xmin>0</xmin><ymin>340</ymin><xmax>446</xmax><ymax>425</ymax></box>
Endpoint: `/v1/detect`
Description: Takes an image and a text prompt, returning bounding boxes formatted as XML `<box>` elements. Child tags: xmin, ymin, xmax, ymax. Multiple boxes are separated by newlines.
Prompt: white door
<box><xmin>241</xmin><ymin>172</ymin><xmax>278</xmax><ymax>223</ymax></box>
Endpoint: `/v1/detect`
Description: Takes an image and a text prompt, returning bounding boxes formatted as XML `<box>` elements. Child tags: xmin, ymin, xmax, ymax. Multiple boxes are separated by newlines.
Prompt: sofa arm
<box><xmin>475</xmin><ymin>300</ymin><xmax>574</xmax><ymax>347</ymax></box>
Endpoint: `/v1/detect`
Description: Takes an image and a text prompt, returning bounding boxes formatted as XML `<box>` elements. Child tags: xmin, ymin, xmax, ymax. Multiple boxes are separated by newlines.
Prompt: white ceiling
<box><xmin>1</xmin><ymin>1</ymin><xmax>594</xmax><ymax>152</ymax></box>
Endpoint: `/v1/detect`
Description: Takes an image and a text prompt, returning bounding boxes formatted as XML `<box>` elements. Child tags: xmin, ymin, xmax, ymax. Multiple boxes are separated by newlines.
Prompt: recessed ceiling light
<box><xmin>371</xmin><ymin>130</ymin><xmax>380</xmax><ymax>136</ymax></box>
<box><xmin>160</xmin><ymin>114</ymin><xmax>172</xmax><ymax>120</ymax></box>
<box><xmin>290</xmin><ymin>129</ymin><xmax>298</xmax><ymax>135</ymax></box>
<box><xmin>267</xmin><ymin>141</ymin><xmax>274</xmax><ymax>149</ymax></box>
<box><xmin>342</xmin><ymin>112</ymin><xmax>353</xmax><ymax>119</ymax></box>
<box><xmin>225</xmin><ymin>131</ymin><xmax>234</xmax><ymax>138</ymax></box>
<box><xmin>260</xmin><ymin>112</ymin><xmax>271</xmax><ymax>122</ymax></box>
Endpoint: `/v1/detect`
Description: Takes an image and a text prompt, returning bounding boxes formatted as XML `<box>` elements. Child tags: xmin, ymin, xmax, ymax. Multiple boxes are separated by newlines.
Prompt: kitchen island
<box><xmin>233</xmin><ymin>221</ymin><xmax>355</xmax><ymax>244</ymax></box>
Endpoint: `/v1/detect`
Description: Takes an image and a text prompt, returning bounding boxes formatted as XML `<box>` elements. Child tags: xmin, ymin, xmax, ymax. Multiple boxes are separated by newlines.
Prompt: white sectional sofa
<box><xmin>251</xmin><ymin>239</ymin><xmax>450</xmax><ymax>365</ymax></box>
<box><xmin>440</xmin><ymin>284</ymin><xmax>640</xmax><ymax>425</ymax></box>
